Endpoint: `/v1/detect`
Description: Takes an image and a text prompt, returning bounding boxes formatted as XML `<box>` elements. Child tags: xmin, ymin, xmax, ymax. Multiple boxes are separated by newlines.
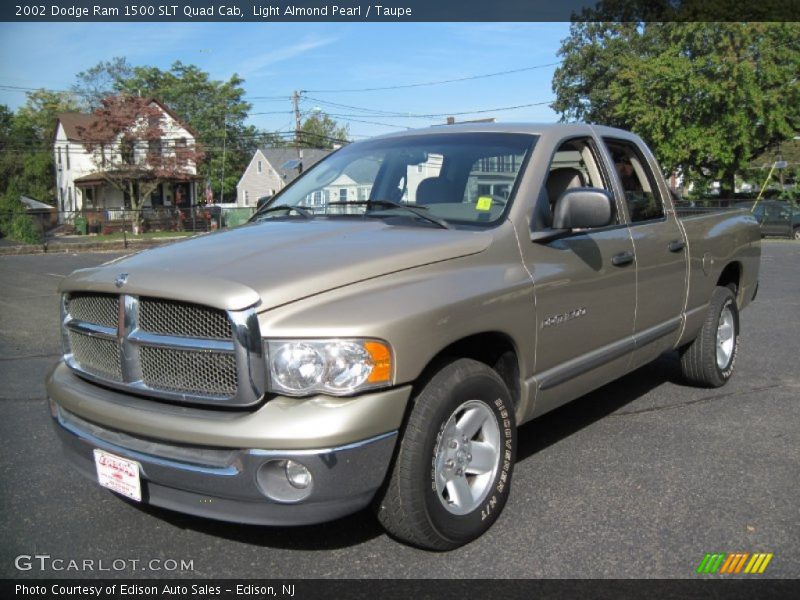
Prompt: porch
<box><xmin>72</xmin><ymin>175</ymin><xmax>210</xmax><ymax>233</ymax></box>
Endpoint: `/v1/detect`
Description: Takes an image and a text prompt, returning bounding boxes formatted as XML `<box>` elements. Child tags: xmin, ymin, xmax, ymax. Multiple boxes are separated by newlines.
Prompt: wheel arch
<box><xmin>410</xmin><ymin>331</ymin><xmax>522</xmax><ymax>414</ymax></box>
<box><xmin>716</xmin><ymin>261</ymin><xmax>742</xmax><ymax>305</ymax></box>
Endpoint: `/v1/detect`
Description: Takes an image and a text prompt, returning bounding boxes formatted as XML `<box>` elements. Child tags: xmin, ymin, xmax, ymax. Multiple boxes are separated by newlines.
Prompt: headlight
<box><xmin>265</xmin><ymin>338</ymin><xmax>392</xmax><ymax>396</ymax></box>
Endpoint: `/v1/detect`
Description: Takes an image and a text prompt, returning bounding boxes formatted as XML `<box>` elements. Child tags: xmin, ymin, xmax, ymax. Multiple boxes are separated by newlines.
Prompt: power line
<box><xmin>304</xmin><ymin>61</ymin><xmax>562</xmax><ymax>93</ymax></box>
<box><xmin>322</xmin><ymin>115</ymin><xmax>413</xmax><ymax>130</ymax></box>
<box><xmin>302</xmin><ymin>96</ymin><xmax>419</xmax><ymax>117</ymax></box>
<box><xmin>322</xmin><ymin>100</ymin><xmax>555</xmax><ymax>120</ymax></box>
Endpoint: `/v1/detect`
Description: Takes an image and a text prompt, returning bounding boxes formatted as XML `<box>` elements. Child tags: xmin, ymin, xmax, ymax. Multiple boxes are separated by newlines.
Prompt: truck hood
<box><xmin>60</xmin><ymin>219</ymin><xmax>493</xmax><ymax>311</ymax></box>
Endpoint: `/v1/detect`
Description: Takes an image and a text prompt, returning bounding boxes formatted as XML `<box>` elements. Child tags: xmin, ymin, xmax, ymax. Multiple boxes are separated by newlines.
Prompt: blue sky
<box><xmin>0</xmin><ymin>22</ymin><xmax>570</xmax><ymax>138</ymax></box>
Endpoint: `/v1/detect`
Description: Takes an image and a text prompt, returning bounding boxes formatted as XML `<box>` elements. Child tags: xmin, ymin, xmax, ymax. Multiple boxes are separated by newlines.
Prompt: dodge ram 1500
<box><xmin>47</xmin><ymin>123</ymin><xmax>761</xmax><ymax>549</ymax></box>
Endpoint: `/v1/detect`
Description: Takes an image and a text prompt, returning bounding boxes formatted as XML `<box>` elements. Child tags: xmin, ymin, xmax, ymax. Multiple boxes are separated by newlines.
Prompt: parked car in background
<box><xmin>735</xmin><ymin>200</ymin><xmax>800</xmax><ymax>240</ymax></box>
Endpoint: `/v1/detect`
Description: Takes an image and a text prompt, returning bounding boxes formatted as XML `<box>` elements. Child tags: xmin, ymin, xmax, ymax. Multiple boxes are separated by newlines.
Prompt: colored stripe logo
<box><xmin>697</xmin><ymin>552</ymin><xmax>773</xmax><ymax>574</ymax></box>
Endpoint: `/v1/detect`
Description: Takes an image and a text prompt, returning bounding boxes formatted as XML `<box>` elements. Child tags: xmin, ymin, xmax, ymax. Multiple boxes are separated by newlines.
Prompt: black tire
<box><xmin>679</xmin><ymin>286</ymin><xmax>739</xmax><ymax>387</ymax></box>
<box><xmin>793</xmin><ymin>227</ymin><xmax>800</xmax><ymax>241</ymax></box>
<box><xmin>374</xmin><ymin>358</ymin><xmax>516</xmax><ymax>550</ymax></box>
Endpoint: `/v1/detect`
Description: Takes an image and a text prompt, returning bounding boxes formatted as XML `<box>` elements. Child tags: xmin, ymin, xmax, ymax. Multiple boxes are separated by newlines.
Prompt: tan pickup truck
<box><xmin>48</xmin><ymin>123</ymin><xmax>761</xmax><ymax>550</ymax></box>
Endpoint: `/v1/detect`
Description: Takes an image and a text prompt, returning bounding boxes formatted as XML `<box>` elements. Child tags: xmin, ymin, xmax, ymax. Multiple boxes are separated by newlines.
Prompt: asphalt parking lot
<box><xmin>0</xmin><ymin>242</ymin><xmax>798</xmax><ymax>579</ymax></box>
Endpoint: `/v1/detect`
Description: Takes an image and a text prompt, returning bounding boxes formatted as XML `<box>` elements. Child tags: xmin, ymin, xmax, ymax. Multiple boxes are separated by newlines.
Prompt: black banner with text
<box><xmin>4</xmin><ymin>579</ymin><xmax>800</xmax><ymax>600</ymax></box>
<box><xmin>2</xmin><ymin>0</ymin><xmax>799</xmax><ymax>22</ymax></box>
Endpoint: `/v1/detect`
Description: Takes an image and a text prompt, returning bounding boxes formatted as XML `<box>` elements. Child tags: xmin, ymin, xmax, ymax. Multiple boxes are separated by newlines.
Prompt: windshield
<box><xmin>254</xmin><ymin>132</ymin><xmax>537</xmax><ymax>228</ymax></box>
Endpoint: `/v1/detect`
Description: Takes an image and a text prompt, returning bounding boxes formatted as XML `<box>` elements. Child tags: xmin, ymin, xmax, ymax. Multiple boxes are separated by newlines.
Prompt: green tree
<box><xmin>0</xmin><ymin>183</ymin><xmax>40</xmax><ymax>244</ymax></box>
<box><xmin>15</xmin><ymin>89</ymin><xmax>80</xmax><ymax>142</ymax></box>
<box><xmin>72</xmin><ymin>56</ymin><xmax>134</xmax><ymax>110</ymax></box>
<box><xmin>299</xmin><ymin>111</ymin><xmax>350</xmax><ymax>148</ymax></box>
<box><xmin>0</xmin><ymin>91</ymin><xmax>79</xmax><ymax>203</ymax></box>
<box><xmin>552</xmin><ymin>22</ymin><xmax>800</xmax><ymax>195</ymax></box>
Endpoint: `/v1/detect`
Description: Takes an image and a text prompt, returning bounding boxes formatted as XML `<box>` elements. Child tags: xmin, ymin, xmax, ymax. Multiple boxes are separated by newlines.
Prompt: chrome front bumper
<box><xmin>51</xmin><ymin>403</ymin><xmax>397</xmax><ymax>525</ymax></box>
<box><xmin>47</xmin><ymin>361</ymin><xmax>407</xmax><ymax>526</ymax></box>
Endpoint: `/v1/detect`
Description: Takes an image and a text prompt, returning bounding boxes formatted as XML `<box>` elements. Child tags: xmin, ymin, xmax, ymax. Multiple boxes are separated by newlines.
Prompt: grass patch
<box><xmin>76</xmin><ymin>231</ymin><xmax>199</xmax><ymax>243</ymax></box>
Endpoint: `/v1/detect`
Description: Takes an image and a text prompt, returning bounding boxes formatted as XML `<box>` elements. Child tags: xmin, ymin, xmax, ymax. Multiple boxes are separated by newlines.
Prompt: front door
<box><xmin>523</xmin><ymin>136</ymin><xmax>637</xmax><ymax>417</ymax></box>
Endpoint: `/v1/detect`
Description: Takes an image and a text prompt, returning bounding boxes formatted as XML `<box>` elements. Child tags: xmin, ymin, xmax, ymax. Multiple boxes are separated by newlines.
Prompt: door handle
<box><xmin>612</xmin><ymin>251</ymin><xmax>635</xmax><ymax>266</ymax></box>
<box><xmin>668</xmin><ymin>239</ymin><xmax>686</xmax><ymax>252</ymax></box>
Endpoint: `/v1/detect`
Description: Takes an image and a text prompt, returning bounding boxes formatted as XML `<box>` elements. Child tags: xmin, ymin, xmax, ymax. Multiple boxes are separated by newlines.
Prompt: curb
<box><xmin>0</xmin><ymin>237</ymin><xmax>187</xmax><ymax>256</ymax></box>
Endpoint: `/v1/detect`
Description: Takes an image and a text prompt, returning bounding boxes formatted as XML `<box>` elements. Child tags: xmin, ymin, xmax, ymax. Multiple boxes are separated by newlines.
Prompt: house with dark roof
<box><xmin>54</xmin><ymin>98</ymin><xmax>198</xmax><ymax>222</ymax></box>
<box><xmin>236</xmin><ymin>147</ymin><xmax>331</xmax><ymax>207</ymax></box>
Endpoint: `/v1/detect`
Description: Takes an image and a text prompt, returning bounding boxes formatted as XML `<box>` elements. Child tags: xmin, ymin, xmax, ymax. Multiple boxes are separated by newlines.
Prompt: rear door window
<box><xmin>603</xmin><ymin>139</ymin><xmax>665</xmax><ymax>223</ymax></box>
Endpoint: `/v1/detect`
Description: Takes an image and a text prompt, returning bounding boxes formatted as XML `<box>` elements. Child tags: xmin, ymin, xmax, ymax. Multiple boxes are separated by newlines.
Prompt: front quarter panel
<box><xmin>257</xmin><ymin>222</ymin><xmax>536</xmax><ymax>418</ymax></box>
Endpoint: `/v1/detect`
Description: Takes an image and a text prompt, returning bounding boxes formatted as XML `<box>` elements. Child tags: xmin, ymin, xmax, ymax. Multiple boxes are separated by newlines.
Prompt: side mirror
<box><xmin>256</xmin><ymin>195</ymin><xmax>272</xmax><ymax>209</ymax></box>
<box><xmin>552</xmin><ymin>188</ymin><xmax>614</xmax><ymax>230</ymax></box>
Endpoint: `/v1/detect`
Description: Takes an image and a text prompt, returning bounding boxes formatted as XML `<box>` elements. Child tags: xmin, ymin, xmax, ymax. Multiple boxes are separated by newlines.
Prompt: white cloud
<box><xmin>238</xmin><ymin>35</ymin><xmax>338</xmax><ymax>77</ymax></box>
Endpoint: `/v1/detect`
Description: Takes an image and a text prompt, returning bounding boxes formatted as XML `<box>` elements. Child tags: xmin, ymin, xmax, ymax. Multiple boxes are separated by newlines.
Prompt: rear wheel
<box><xmin>375</xmin><ymin>358</ymin><xmax>516</xmax><ymax>550</ymax></box>
<box><xmin>793</xmin><ymin>227</ymin><xmax>800</xmax><ymax>241</ymax></box>
<box><xmin>679</xmin><ymin>286</ymin><xmax>739</xmax><ymax>387</ymax></box>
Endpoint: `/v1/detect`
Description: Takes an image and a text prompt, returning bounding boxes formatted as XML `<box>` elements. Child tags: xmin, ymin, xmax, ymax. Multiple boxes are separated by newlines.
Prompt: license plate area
<box><xmin>93</xmin><ymin>448</ymin><xmax>142</xmax><ymax>502</ymax></box>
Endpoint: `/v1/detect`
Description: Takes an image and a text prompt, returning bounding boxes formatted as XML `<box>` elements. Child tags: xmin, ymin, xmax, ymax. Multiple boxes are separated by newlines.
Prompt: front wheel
<box><xmin>374</xmin><ymin>358</ymin><xmax>516</xmax><ymax>550</ymax></box>
<box><xmin>679</xmin><ymin>286</ymin><xmax>740</xmax><ymax>387</ymax></box>
<box><xmin>793</xmin><ymin>227</ymin><xmax>800</xmax><ymax>241</ymax></box>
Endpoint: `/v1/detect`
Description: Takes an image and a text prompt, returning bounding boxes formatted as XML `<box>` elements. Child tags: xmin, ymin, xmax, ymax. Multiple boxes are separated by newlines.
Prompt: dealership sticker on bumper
<box><xmin>93</xmin><ymin>449</ymin><xmax>141</xmax><ymax>502</ymax></box>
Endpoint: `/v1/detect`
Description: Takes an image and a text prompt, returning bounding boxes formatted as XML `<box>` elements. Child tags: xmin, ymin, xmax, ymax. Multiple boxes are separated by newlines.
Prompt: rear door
<box><xmin>602</xmin><ymin>137</ymin><xmax>688</xmax><ymax>368</ymax></box>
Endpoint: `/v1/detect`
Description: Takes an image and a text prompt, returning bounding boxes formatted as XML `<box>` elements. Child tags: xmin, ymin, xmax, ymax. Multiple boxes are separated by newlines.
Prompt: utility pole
<box><xmin>292</xmin><ymin>90</ymin><xmax>303</xmax><ymax>158</ymax></box>
<box><xmin>220</xmin><ymin>114</ymin><xmax>227</xmax><ymax>204</ymax></box>
<box><xmin>293</xmin><ymin>90</ymin><xmax>304</xmax><ymax>172</ymax></box>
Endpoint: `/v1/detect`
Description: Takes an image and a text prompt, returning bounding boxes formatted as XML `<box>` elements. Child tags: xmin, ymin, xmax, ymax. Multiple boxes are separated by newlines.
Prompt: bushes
<box><xmin>0</xmin><ymin>192</ymin><xmax>42</xmax><ymax>245</ymax></box>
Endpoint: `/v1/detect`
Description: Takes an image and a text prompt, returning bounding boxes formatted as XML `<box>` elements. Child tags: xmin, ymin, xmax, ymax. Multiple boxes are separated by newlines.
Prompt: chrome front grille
<box><xmin>67</xmin><ymin>330</ymin><xmax>122</xmax><ymax>381</ymax></box>
<box><xmin>140</xmin><ymin>346</ymin><xmax>238</xmax><ymax>397</ymax></box>
<box><xmin>139</xmin><ymin>298</ymin><xmax>232</xmax><ymax>340</ymax></box>
<box><xmin>67</xmin><ymin>293</ymin><xmax>118</xmax><ymax>329</ymax></box>
<box><xmin>62</xmin><ymin>293</ymin><xmax>265</xmax><ymax>407</ymax></box>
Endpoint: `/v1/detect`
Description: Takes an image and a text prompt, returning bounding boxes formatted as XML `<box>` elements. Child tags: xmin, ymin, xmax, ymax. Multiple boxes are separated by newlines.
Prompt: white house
<box><xmin>236</xmin><ymin>147</ymin><xmax>331</xmax><ymax>207</ymax></box>
<box><xmin>54</xmin><ymin>98</ymin><xmax>199</xmax><ymax>222</ymax></box>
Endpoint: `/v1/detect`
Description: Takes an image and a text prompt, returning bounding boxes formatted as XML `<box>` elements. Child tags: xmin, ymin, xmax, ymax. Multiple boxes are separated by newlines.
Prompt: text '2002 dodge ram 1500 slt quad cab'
<box><xmin>47</xmin><ymin>123</ymin><xmax>761</xmax><ymax>550</ymax></box>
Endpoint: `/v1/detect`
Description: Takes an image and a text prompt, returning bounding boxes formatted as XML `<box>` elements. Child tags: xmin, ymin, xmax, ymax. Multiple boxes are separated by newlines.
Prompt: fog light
<box><xmin>285</xmin><ymin>460</ymin><xmax>311</xmax><ymax>489</ymax></box>
<box><xmin>256</xmin><ymin>459</ymin><xmax>314</xmax><ymax>503</ymax></box>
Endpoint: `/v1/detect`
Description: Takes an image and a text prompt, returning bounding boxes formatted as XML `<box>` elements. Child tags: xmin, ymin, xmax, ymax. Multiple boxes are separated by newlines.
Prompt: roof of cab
<box><xmin>365</xmin><ymin>121</ymin><xmax>638</xmax><ymax>142</ymax></box>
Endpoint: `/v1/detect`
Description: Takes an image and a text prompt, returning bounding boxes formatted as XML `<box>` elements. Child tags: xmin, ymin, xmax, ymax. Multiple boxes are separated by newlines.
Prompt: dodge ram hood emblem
<box><xmin>114</xmin><ymin>273</ymin><xmax>129</xmax><ymax>288</ymax></box>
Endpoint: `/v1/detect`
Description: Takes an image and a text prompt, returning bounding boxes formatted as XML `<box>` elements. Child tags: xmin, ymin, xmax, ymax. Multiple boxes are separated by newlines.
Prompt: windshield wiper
<box><xmin>254</xmin><ymin>204</ymin><xmax>314</xmax><ymax>220</ymax></box>
<box><xmin>326</xmin><ymin>200</ymin><xmax>450</xmax><ymax>230</ymax></box>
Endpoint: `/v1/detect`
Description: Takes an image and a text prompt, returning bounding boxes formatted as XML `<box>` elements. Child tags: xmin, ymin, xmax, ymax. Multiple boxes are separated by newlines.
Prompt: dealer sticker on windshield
<box><xmin>476</xmin><ymin>196</ymin><xmax>493</xmax><ymax>211</ymax></box>
<box><xmin>93</xmin><ymin>449</ymin><xmax>141</xmax><ymax>502</ymax></box>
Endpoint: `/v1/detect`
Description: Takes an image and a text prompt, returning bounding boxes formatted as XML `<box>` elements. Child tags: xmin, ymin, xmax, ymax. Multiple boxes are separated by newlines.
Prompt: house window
<box><xmin>57</xmin><ymin>147</ymin><xmax>62</xmax><ymax>166</ymax></box>
<box><xmin>245</xmin><ymin>190</ymin><xmax>249</xmax><ymax>204</ymax></box>
<box><xmin>65</xmin><ymin>146</ymin><xmax>70</xmax><ymax>170</ymax></box>
<box><xmin>339</xmin><ymin>188</ymin><xmax>347</xmax><ymax>202</ymax></box>
<box><xmin>120</xmin><ymin>138</ymin><xmax>135</xmax><ymax>164</ymax></box>
<box><xmin>148</xmin><ymin>139</ymin><xmax>162</xmax><ymax>158</ymax></box>
<box><xmin>67</xmin><ymin>187</ymin><xmax>72</xmax><ymax>212</ymax></box>
<box><xmin>100</xmin><ymin>144</ymin><xmax>106</xmax><ymax>167</ymax></box>
<box><xmin>257</xmin><ymin>160</ymin><xmax>262</xmax><ymax>174</ymax></box>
